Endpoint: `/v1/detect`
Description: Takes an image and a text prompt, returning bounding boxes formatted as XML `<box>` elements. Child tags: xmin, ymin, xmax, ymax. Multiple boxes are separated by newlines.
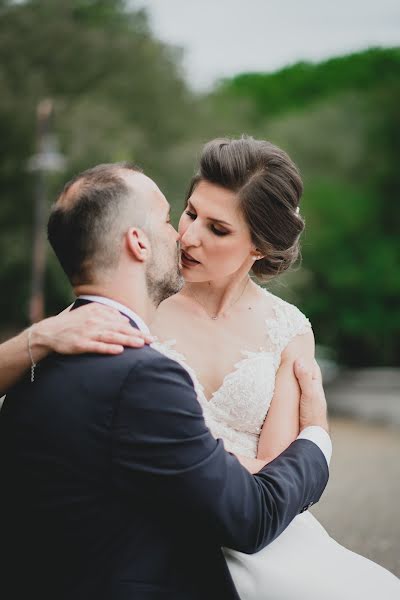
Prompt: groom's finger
<box><xmin>312</xmin><ymin>359</ymin><xmax>322</xmax><ymax>382</ymax></box>
<box><xmin>294</xmin><ymin>360</ymin><xmax>313</xmax><ymax>397</ymax></box>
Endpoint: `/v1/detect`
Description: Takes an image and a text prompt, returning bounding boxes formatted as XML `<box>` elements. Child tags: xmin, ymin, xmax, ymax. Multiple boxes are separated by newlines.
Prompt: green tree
<box><xmin>0</xmin><ymin>0</ymin><xmax>196</xmax><ymax>327</ymax></box>
<box><xmin>212</xmin><ymin>49</ymin><xmax>400</xmax><ymax>365</ymax></box>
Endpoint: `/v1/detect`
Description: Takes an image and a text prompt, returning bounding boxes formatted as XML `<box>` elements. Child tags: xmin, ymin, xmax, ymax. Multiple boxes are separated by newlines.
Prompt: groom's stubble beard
<box><xmin>145</xmin><ymin>238</ymin><xmax>183</xmax><ymax>307</ymax></box>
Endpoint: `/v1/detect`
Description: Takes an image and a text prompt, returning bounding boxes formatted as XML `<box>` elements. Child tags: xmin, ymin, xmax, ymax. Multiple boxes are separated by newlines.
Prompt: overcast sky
<box><xmin>131</xmin><ymin>0</ymin><xmax>400</xmax><ymax>90</ymax></box>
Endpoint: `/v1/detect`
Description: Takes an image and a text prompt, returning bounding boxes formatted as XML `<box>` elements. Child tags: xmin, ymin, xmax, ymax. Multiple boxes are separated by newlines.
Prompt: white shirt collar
<box><xmin>77</xmin><ymin>295</ymin><xmax>150</xmax><ymax>334</ymax></box>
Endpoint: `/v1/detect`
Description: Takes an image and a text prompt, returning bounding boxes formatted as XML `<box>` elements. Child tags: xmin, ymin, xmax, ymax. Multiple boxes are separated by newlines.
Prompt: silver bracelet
<box><xmin>27</xmin><ymin>326</ymin><xmax>37</xmax><ymax>383</ymax></box>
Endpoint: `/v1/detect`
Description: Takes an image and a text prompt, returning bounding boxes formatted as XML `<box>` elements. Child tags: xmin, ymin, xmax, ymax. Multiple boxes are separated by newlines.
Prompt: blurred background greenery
<box><xmin>0</xmin><ymin>0</ymin><xmax>399</xmax><ymax>367</ymax></box>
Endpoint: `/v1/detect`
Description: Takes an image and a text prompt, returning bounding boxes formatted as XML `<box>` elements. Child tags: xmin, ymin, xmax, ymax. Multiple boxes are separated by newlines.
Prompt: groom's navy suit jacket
<box><xmin>0</xmin><ymin>299</ymin><xmax>329</xmax><ymax>600</ymax></box>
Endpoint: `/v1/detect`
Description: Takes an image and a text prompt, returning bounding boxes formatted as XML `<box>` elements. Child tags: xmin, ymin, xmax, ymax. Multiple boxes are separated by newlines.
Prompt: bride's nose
<box><xmin>180</xmin><ymin>220</ymin><xmax>201</xmax><ymax>247</ymax></box>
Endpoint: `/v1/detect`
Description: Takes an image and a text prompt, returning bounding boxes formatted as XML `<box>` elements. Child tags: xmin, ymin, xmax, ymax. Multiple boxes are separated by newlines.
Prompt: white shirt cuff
<box><xmin>297</xmin><ymin>426</ymin><xmax>332</xmax><ymax>466</ymax></box>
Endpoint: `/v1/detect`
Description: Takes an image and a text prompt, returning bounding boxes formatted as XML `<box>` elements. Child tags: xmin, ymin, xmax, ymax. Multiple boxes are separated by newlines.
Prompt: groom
<box><xmin>0</xmin><ymin>163</ymin><xmax>331</xmax><ymax>600</ymax></box>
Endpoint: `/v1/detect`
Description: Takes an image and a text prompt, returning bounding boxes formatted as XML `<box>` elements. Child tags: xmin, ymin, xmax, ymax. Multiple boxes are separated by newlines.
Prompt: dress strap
<box><xmin>262</xmin><ymin>290</ymin><xmax>312</xmax><ymax>370</ymax></box>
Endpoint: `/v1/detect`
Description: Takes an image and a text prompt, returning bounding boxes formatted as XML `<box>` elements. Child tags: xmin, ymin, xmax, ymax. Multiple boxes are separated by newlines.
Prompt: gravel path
<box><xmin>311</xmin><ymin>416</ymin><xmax>400</xmax><ymax>577</ymax></box>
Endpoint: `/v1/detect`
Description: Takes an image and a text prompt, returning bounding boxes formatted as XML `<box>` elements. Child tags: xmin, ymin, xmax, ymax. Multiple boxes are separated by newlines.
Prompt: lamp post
<box><xmin>27</xmin><ymin>99</ymin><xmax>65</xmax><ymax>324</ymax></box>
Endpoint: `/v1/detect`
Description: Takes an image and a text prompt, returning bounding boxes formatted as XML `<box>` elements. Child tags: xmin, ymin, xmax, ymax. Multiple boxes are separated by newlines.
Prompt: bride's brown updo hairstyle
<box><xmin>186</xmin><ymin>136</ymin><xmax>305</xmax><ymax>281</ymax></box>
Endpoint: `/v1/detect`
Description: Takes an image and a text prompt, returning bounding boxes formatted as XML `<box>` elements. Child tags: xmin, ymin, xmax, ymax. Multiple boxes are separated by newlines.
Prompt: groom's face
<box><xmin>124</xmin><ymin>172</ymin><xmax>183</xmax><ymax>306</ymax></box>
<box><xmin>146</xmin><ymin>193</ymin><xmax>183</xmax><ymax>306</ymax></box>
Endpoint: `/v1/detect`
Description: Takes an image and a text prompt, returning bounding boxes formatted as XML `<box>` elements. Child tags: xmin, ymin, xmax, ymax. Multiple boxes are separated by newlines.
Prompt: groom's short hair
<box><xmin>48</xmin><ymin>162</ymin><xmax>142</xmax><ymax>285</ymax></box>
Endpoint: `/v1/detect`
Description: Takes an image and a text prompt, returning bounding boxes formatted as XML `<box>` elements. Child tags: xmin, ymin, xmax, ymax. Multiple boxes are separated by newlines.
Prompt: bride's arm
<box><xmin>256</xmin><ymin>331</ymin><xmax>315</xmax><ymax>463</ymax></box>
<box><xmin>0</xmin><ymin>304</ymin><xmax>153</xmax><ymax>396</ymax></box>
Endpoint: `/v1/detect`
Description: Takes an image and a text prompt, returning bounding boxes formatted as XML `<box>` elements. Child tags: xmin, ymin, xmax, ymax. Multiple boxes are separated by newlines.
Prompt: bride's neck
<box><xmin>183</xmin><ymin>272</ymin><xmax>253</xmax><ymax>317</ymax></box>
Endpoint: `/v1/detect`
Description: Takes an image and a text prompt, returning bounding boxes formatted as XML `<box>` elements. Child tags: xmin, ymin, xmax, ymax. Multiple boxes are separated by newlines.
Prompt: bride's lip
<box><xmin>181</xmin><ymin>249</ymin><xmax>201</xmax><ymax>268</ymax></box>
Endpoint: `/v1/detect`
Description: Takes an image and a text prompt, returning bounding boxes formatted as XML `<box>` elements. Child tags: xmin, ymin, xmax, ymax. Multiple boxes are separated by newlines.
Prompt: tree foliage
<box><xmin>214</xmin><ymin>49</ymin><xmax>399</xmax><ymax>366</ymax></box>
<box><xmin>0</xmin><ymin>0</ymin><xmax>197</xmax><ymax>324</ymax></box>
<box><xmin>215</xmin><ymin>47</ymin><xmax>400</xmax><ymax>120</ymax></box>
<box><xmin>0</xmin><ymin>2</ymin><xmax>398</xmax><ymax>365</ymax></box>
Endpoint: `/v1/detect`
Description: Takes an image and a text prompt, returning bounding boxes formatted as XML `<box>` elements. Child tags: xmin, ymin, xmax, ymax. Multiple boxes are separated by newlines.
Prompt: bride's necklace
<box><xmin>188</xmin><ymin>277</ymin><xmax>250</xmax><ymax>320</ymax></box>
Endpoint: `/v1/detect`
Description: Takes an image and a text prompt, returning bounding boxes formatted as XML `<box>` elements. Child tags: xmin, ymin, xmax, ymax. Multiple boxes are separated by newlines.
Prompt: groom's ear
<box><xmin>125</xmin><ymin>227</ymin><xmax>150</xmax><ymax>263</ymax></box>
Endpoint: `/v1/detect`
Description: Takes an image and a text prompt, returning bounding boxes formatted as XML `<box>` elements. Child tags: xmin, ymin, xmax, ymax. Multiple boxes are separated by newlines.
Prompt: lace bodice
<box><xmin>152</xmin><ymin>288</ymin><xmax>311</xmax><ymax>458</ymax></box>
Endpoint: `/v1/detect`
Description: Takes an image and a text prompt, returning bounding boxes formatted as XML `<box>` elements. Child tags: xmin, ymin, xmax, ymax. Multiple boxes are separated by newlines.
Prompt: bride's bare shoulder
<box><xmin>257</xmin><ymin>285</ymin><xmax>309</xmax><ymax>321</ymax></box>
<box><xmin>150</xmin><ymin>293</ymin><xmax>189</xmax><ymax>338</ymax></box>
<box><xmin>156</xmin><ymin>292</ymin><xmax>189</xmax><ymax>315</ymax></box>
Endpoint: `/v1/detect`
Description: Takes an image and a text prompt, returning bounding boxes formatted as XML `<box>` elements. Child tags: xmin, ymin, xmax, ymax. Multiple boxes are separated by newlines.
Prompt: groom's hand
<box><xmin>295</xmin><ymin>359</ymin><xmax>329</xmax><ymax>434</ymax></box>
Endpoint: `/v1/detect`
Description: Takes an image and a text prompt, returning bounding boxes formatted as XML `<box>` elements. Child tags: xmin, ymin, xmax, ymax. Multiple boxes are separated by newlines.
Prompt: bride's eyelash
<box><xmin>185</xmin><ymin>210</ymin><xmax>229</xmax><ymax>237</ymax></box>
<box><xmin>211</xmin><ymin>225</ymin><xmax>228</xmax><ymax>236</ymax></box>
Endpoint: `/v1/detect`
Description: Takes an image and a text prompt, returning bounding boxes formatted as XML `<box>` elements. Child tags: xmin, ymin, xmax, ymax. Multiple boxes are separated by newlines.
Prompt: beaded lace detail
<box><xmin>152</xmin><ymin>288</ymin><xmax>311</xmax><ymax>458</ymax></box>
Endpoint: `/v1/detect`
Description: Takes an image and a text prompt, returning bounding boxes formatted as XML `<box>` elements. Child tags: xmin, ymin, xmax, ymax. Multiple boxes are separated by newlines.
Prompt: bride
<box><xmin>1</xmin><ymin>136</ymin><xmax>399</xmax><ymax>598</ymax></box>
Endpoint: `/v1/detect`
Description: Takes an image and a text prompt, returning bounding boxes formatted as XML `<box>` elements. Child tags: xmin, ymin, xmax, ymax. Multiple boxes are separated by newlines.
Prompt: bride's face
<box><xmin>178</xmin><ymin>180</ymin><xmax>255</xmax><ymax>282</ymax></box>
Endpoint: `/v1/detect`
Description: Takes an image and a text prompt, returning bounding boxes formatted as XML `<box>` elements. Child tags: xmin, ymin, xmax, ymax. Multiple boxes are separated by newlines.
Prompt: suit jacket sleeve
<box><xmin>112</xmin><ymin>352</ymin><xmax>329</xmax><ymax>554</ymax></box>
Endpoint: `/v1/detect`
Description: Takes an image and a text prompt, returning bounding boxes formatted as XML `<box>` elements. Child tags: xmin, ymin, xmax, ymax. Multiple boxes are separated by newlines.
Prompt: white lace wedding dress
<box><xmin>153</xmin><ymin>289</ymin><xmax>400</xmax><ymax>599</ymax></box>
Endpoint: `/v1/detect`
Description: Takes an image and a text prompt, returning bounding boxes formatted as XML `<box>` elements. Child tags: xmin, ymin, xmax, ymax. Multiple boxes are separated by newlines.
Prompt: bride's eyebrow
<box><xmin>188</xmin><ymin>199</ymin><xmax>233</xmax><ymax>228</ymax></box>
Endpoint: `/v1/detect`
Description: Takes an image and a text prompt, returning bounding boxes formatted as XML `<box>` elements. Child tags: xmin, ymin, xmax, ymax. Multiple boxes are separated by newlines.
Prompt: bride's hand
<box><xmin>32</xmin><ymin>303</ymin><xmax>154</xmax><ymax>357</ymax></box>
